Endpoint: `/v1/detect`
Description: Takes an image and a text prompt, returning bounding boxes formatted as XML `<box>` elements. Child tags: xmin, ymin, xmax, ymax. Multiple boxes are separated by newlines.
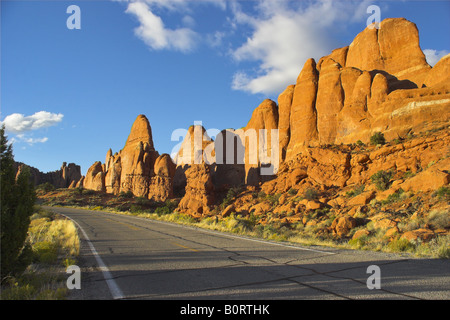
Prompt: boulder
<box><xmin>332</xmin><ymin>215</ymin><xmax>357</xmax><ymax>237</ymax></box>
<box><xmin>401</xmin><ymin>228</ymin><xmax>435</xmax><ymax>242</ymax></box>
<box><xmin>400</xmin><ymin>167</ymin><xmax>449</xmax><ymax>192</ymax></box>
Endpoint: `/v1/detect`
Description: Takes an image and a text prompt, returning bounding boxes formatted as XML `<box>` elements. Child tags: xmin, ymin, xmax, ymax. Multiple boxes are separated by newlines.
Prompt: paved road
<box><xmin>46</xmin><ymin>206</ymin><xmax>450</xmax><ymax>301</ymax></box>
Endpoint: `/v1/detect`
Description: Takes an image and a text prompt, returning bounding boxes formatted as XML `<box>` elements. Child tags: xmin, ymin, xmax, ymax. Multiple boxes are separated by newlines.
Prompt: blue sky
<box><xmin>2</xmin><ymin>0</ymin><xmax>449</xmax><ymax>175</ymax></box>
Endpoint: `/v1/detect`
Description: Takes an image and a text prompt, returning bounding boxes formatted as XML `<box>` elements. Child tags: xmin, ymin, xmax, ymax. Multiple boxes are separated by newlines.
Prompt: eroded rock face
<box><xmin>80</xmin><ymin>18</ymin><xmax>449</xmax><ymax>224</ymax></box>
<box><xmin>14</xmin><ymin>161</ymin><xmax>82</xmax><ymax>189</ymax></box>
<box><xmin>119</xmin><ymin>115</ymin><xmax>159</xmax><ymax>197</ymax></box>
<box><xmin>346</xmin><ymin>18</ymin><xmax>431</xmax><ymax>87</ymax></box>
<box><xmin>286</xmin><ymin>58</ymin><xmax>319</xmax><ymax>159</ymax></box>
<box><xmin>84</xmin><ymin>115</ymin><xmax>176</xmax><ymax>202</ymax></box>
<box><xmin>84</xmin><ymin>161</ymin><xmax>105</xmax><ymax>192</ymax></box>
<box><xmin>422</xmin><ymin>54</ymin><xmax>450</xmax><ymax>87</ymax></box>
<box><xmin>244</xmin><ymin>99</ymin><xmax>279</xmax><ymax>186</ymax></box>
<box><xmin>148</xmin><ymin>153</ymin><xmax>176</xmax><ymax>201</ymax></box>
<box><xmin>279</xmin><ymin>18</ymin><xmax>449</xmax><ymax>158</ymax></box>
<box><xmin>177</xmin><ymin>164</ymin><xmax>215</xmax><ymax>217</ymax></box>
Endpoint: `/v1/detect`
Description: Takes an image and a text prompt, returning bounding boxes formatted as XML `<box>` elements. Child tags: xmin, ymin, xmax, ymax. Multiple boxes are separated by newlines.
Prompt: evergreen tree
<box><xmin>1</xmin><ymin>125</ymin><xmax>36</xmax><ymax>279</ymax></box>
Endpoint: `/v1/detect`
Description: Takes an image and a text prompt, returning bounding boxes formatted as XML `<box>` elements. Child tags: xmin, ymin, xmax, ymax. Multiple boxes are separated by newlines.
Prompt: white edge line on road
<box><xmin>61</xmin><ymin>213</ymin><xmax>125</xmax><ymax>300</ymax></box>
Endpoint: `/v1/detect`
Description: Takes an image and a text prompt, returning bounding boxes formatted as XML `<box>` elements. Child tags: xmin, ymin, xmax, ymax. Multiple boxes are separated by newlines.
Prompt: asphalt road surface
<box><xmin>45</xmin><ymin>206</ymin><xmax>450</xmax><ymax>301</ymax></box>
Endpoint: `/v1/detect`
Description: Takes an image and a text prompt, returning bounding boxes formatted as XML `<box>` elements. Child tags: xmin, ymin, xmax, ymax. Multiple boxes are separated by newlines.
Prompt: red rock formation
<box><xmin>84</xmin><ymin>115</ymin><xmax>176</xmax><ymax>202</ymax></box>
<box><xmin>244</xmin><ymin>99</ymin><xmax>279</xmax><ymax>186</ymax></box>
<box><xmin>84</xmin><ymin>161</ymin><xmax>105</xmax><ymax>192</ymax></box>
<box><xmin>148</xmin><ymin>153</ymin><xmax>176</xmax><ymax>201</ymax></box>
<box><xmin>277</xmin><ymin>17</ymin><xmax>450</xmax><ymax>158</ymax></box>
<box><xmin>14</xmin><ymin>161</ymin><xmax>82</xmax><ymax>188</ymax></box>
<box><xmin>178</xmin><ymin>164</ymin><xmax>215</xmax><ymax>217</ymax></box>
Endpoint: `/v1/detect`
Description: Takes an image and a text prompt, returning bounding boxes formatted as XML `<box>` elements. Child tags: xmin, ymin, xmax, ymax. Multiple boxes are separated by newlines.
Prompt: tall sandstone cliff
<box><xmin>282</xmin><ymin>18</ymin><xmax>449</xmax><ymax>160</ymax></box>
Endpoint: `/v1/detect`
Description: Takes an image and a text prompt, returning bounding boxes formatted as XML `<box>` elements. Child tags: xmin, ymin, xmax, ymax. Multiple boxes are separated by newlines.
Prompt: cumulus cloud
<box><xmin>125</xmin><ymin>1</ymin><xmax>199</xmax><ymax>53</ymax></box>
<box><xmin>230</xmin><ymin>0</ymin><xmax>370</xmax><ymax>95</ymax></box>
<box><xmin>1</xmin><ymin>111</ymin><xmax>64</xmax><ymax>134</ymax></box>
<box><xmin>424</xmin><ymin>49</ymin><xmax>450</xmax><ymax>67</ymax></box>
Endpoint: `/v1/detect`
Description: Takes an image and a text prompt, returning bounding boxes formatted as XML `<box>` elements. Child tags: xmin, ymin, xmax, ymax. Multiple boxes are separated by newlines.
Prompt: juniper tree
<box><xmin>1</xmin><ymin>125</ymin><xmax>36</xmax><ymax>278</ymax></box>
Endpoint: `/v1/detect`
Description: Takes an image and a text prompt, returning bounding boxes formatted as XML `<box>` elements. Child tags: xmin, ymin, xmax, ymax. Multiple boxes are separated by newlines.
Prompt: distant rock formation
<box><xmin>14</xmin><ymin>161</ymin><xmax>82</xmax><ymax>188</ymax></box>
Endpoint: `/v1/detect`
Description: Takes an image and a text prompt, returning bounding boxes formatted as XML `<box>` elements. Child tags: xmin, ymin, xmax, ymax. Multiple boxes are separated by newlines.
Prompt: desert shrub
<box><xmin>432</xmin><ymin>186</ymin><xmax>450</xmax><ymax>201</ymax></box>
<box><xmin>403</xmin><ymin>170</ymin><xmax>416</xmax><ymax>179</ymax></box>
<box><xmin>129</xmin><ymin>204</ymin><xmax>143</xmax><ymax>213</ymax></box>
<box><xmin>435</xmin><ymin>236</ymin><xmax>450</xmax><ymax>259</ymax></box>
<box><xmin>82</xmin><ymin>189</ymin><xmax>96</xmax><ymax>196</ymax></box>
<box><xmin>387</xmin><ymin>238</ymin><xmax>415</xmax><ymax>252</ymax></box>
<box><xmin>426</xmin><ymin>210</ymin><xmax>450</xmax><ymax>229</ymax></box>
<box><xmin>221</xmin><ymin>186</ymin><xmax>243</xmax><ymax>209</ymax></box>
<box><xmin>356</xmin><ymin>140</ymin><xmax>365</xmax><ymax>147</ymax></box>
<box><xmin>266</xmin><ymin>193</ymin><xmax>281</xmax><ymax>205</ymax></box>
<box><xmin>119</xmin><ymin>190</ymin><xmax>134</xmax><ymax>199</ymax></box>
<box><xmin>33</xmin><ymin>241</ymin><xmax>58</xmax><ymax>264</ymax></box>
<box><xmin>36</xmin><ymin>182</ymin><xmax>56</xmax><ymax>193</ymax></box>
<box><xmin>136</xmin><ymin>197</ymin><xmax>151</xmax><ymax>207</ymax></box>
<box><xmin>154</xmin><ymin>200</ymin><xmax>177</xmax><ymax>216</ymax></box>
<box><xmin>348</xmin><ymin>238</ymin><xmax>366</xmax><ymax>249</ymax></box>
<box><xmin>370</xmin><ymin>170</ymin><xmax>394</xmax><ymax>191</ymax></box>
<box><xmin>346</xmin><ymin>185</ymin><xmax>365</xmax><ymax>198</ymax></box>
<box><xmin>380</xmin><ymin>188</ymin><xmax>406</xmax><ymax>205</ymax></box>
<box><xmin>370</xmin><ymin>132</ymin><xmax>386</xmax><ymax>146</ymax></box>
<box><xmin>303</xmin><ymin>188</ymin><xmax>319</xmax><ymax>201</ymax></box>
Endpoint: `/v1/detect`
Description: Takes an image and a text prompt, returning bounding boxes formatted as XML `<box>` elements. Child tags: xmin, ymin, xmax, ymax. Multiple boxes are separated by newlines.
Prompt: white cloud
<box><xmin>1</xmin><ymin>111</ymin><xmax>64</xmax><ymax>134</ymax></box>
<box><xmin>230</xmin><ymin>0</ymin><xmax>370</xmax><ymax>95</ymax></box>
<box><xmin>424</xmin><ymin>49</ymin><xmax>450</xmax><ymax>67</ymax></box>
<box><xmin>9</xmin><ymin>134</ymin><xmax>48</xmax><ymax>146</ymax></box>
<box><xmin>125</xmin><ymin>1</ymin><xmax>199</xmax><ymax>53</ymax></box>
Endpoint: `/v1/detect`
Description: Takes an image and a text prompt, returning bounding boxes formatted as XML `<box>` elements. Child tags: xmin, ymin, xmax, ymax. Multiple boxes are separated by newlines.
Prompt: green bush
<box><xmin>346</xmin><ymin>185</ymin><xmax>365</xmax><ymax>198</ymax></box>
<box><xmin>304</xmin><ymin>188</ymin><xmax>319</xmax><ymax>201</ymax></box>
<box><xmin>154</xmin><ymin>200</ymin><xmax>177</xmax><ymax>216</ymax></box>
<box><xmin>387</xmin><ymin>238</ymin><xmax>415</xmax><ymax>252</ymax></box>
<box><xmin>370</xmin><ymin>132</ymin><xmax>386</xmax><ymax>146</ymax></box>
<box><xmin>370</xmin><ymin>170</ymin><xmax>394</xmax><ymax>191</ymax></box>
<box><xmin>221</xmin><ymin>186</ymin><xmax>243</xmax><ymax>209</ymax></box>
<box><xmin>380</xmin><ymin>188</ymin><xmax>405</xmax><ymax>205</ymax></box>
<box><xmin>33</xmin><ymin>241</ymin><xmax>58</xmax><ymax>264</ymax></box>
<box><xmin>432</xmin><ymin>186</ymin><xmax>450</xmax><ymax>201</ymax></box>
<box><xmin>36</xmin><ymin>182</ymin><xmax>55</xmax><ymax>193</ymax></box>
<box><xmin>119</xmin><ymin>190</ymin><xmax>134</xmax><ymax>199</ymax></box>
<box><xmin>129</xmin><ymin>204</ymin><xmax>143</xmax><ymax>213</ymax></box>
